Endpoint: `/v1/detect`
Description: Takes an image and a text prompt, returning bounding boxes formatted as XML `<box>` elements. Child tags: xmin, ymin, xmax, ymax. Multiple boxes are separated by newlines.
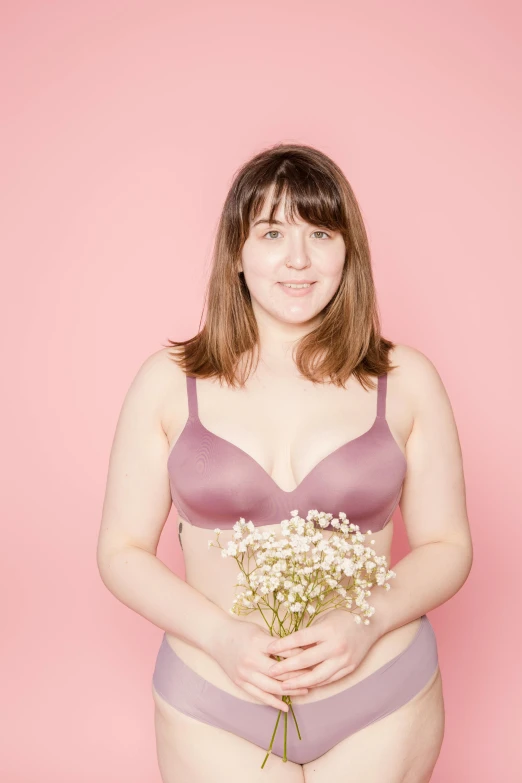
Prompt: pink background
<box><xmin>2</xmin><ymin>1</ymin><xmax>521</xmax><ymax>780</ymax></box>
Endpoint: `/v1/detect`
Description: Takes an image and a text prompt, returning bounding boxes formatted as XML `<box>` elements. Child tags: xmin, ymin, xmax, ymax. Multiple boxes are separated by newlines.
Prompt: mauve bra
<box><xmin>167</xmin><ymin>373</ymin><xmax>407</xmax><ymax>532</ymax></box>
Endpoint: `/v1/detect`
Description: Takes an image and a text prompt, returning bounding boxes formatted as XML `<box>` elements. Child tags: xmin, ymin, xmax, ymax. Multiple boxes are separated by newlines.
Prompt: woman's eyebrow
<box><xmin>251</xmin><ymin>218</ymin><xmax>285</xmax><ymax>227</ymax></box>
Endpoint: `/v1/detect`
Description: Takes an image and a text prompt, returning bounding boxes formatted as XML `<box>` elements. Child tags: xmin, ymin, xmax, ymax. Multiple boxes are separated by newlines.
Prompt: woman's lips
<box><xmin>277</xmin><ymin>282</ymin><xmax>317</xmax><ymax>297</ymax></box>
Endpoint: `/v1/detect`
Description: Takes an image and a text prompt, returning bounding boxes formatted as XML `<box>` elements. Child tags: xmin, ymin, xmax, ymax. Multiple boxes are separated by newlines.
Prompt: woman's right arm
<box><xmin>96</xmin><ymin>350</ymin><xmax>228</xmax><ymax>654</ymax></box>
<box><xmin>96</xmin><ymin>350</ymin><xmax>310</xmax><ymax>709</ymax></box>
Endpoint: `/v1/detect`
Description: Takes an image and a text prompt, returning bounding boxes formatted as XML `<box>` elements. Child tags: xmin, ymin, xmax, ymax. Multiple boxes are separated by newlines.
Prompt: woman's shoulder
<box><xmin>126</xmin><ymin>346</ymin><xmax>185</xmax><ymax>389</ymax></box>
<box><xmin>121</xmin><ymin>347</ymin><xmax>187</xmax><ymax>429</ymax></box>
<box><xmin>387</xmin><ymin>342</ymin><xmax>450</xmax><ymax>414</ymax></box>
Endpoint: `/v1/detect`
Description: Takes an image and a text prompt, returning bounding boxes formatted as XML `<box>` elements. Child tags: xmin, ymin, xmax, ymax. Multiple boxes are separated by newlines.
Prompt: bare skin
<box><xmin>152</xmin><ymin>344</ymin><xmax>445</xmax><ymax>782</ymax></box>
<box><xmin>99</xmin><ymin>188</ymin><xmax>469</xmax><ymax>781</ymax></box>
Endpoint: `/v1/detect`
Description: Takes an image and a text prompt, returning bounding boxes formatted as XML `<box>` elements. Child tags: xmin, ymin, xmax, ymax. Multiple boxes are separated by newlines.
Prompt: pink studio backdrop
<box><xmin>2</xmin><ymin>1</ymin><xmax>521</xmax><ymax>781</ymax></box>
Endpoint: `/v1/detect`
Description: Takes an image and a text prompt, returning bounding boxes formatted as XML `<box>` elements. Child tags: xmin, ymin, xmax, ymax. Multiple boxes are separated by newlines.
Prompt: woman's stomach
<box><xmin>165</xmin><ymin>513</ymin><xmax>421</xmax><ymax>705</ymax></box>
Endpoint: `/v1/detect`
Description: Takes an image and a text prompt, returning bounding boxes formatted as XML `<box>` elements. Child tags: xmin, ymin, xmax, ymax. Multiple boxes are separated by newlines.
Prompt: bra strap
<box><xmin>376</xmin><ymin>373</ymin><xmax>387</xmax><ymax>418</ymax></box>
<box><xmin>186</xmin><ymin>375</ymin><xmax>199</xmax><ymax>420</ymax></box>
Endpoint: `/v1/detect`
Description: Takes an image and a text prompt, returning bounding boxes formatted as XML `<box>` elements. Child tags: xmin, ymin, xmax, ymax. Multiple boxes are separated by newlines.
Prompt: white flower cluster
<box><xmin>208</xmin><ymin>509</ymin><xmax>396</xmax><ymax>630</ymax></box>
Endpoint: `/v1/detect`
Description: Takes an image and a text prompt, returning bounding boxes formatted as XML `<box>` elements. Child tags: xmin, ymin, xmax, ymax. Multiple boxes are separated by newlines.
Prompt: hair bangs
<box><xmin>244</xmin><ymin>159</ymin><xmax>345</xmax><ymax>238</ymax></box>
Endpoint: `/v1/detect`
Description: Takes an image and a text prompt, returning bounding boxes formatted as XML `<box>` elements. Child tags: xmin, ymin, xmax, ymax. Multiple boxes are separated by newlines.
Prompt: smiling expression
<box><xmin>240</xmin><ymin>188</ymin><xmax>347</xmax><ymax>326</ymax></box>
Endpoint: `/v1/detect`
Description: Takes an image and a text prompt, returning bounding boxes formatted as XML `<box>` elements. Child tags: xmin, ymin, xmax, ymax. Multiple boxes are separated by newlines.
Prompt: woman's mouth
<box><xmin>278</xmin><ymin>281</ymin><xmax>316</xmax><ymax>297</ymax></box>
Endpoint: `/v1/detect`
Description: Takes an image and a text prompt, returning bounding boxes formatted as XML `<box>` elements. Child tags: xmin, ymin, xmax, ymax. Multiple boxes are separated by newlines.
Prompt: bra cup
<box><xmin>168</xmin><ymin>411</ymin><xmax>407</xmax><ymax>532</ymax></box>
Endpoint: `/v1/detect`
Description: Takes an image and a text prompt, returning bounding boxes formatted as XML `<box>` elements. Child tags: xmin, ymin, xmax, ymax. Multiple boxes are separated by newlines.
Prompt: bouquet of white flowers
<box><xmin>208</xmin><ymin>508</ymin><xmax>396</xmax><ymax>768</ymax></box>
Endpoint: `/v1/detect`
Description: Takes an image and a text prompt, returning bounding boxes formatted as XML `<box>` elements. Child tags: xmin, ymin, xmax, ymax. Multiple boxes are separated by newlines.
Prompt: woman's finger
<box><xmin>266</xmin><ymin>625</ymin><xmax>322</xmax><ymax>654</ymax></box>
<box><xmin>268</xmin><ymin>644</ymin><xmax>326</xmax><ymax>675</ymax></box>
<box><xmin>240</xmin><ymin>680</ymin><xmax>289</xmax><ymax>711</ymax></box>
<box><xmin>276</xmin><ymin>667</ymin><xmax>315</xmax><ymax>682</ymax></box>
<box><xmin>271</xmin><ymin>646</ymin><xmax>307</xmax><ymax>659</ymax></box>
<box><xmin>277</xmin><ymin>660</ymin><xmax>338</xmax><ymax>689</ymax></box>
<box><xmin>252</xmin><ymin>669</ymin><xmax>307</xmax><ymax>700</ymax></box>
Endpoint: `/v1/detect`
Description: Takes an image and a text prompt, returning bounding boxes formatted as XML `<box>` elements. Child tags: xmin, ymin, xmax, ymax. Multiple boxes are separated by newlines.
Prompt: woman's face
<box><xmin>240</xmin><ymin>193</ymin><xmax>346</xmax><ymax>327</ymax></box>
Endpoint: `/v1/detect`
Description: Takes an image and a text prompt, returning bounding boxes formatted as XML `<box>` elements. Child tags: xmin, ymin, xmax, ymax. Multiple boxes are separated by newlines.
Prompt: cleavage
<box><xmin>196</xmin><ymin>383</ymin><xmax>378</xmax><ymax>493</ymax></box>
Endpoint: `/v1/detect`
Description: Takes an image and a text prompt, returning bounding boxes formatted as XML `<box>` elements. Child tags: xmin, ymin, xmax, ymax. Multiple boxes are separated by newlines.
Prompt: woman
<box><xmin>97</xmin><ymin>143</ymin><xmax>473</xmax><ymax>782</ymax></box>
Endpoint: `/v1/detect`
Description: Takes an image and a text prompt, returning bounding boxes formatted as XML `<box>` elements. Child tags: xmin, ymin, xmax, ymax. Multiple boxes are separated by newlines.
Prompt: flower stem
<box><xmin>260</xmin><ymin>708</ymin><xmax>282</xmax><ymax>769</ymax></box>
<box><xmin>288</xmin><ymin>700</ymin><xmax>301</xmax><ymax>740</ymax></box>
<box><xmin>283</xmin><ymin>701</ymin><xmax>288</xmax><ymax>762</ymax></box>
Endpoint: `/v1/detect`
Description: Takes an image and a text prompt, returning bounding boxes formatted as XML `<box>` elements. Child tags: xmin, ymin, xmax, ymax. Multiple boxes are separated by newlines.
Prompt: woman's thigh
<box><xmin>152</xmin><ymin>683</ymin><xmax>306</xmax><ymax>783</ymax></box>
<box><xmin>302</xmin><ymin>665</ymin><xmax>445</xmax><ymax>783</ymax></box>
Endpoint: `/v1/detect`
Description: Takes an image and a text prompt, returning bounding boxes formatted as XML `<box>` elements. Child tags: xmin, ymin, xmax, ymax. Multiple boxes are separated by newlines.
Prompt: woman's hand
<box><xmin>264</xmin><ymin>609</ymin><xmax>383</xmax><ymax>689</ymax></box>
<box><xmin>211</xmin><ymin>617</ymin><xmax>316</xmax><ymax>711</ymax></box>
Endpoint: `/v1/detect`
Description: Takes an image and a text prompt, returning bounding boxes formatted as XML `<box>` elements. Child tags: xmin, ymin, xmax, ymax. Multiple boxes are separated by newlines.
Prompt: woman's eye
<box><xmin>263</xmin><ymin>229</ymin><xmax>330</xmax><ymax>240</ymax></box>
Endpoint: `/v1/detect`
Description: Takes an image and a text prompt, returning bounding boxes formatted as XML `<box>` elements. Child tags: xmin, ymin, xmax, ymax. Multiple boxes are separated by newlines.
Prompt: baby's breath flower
<box><xmin>210</xmin><ymin>503</ymin><xmax>396</xmax><ymax>717</ymax></box>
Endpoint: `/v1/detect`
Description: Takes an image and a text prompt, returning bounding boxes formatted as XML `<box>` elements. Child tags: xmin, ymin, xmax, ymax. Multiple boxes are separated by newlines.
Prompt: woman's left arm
<box><xmin>265</xmin><ymin>348</ymin><xmax>473</xmax><ymax>685</ymax></box>
<box><xmin>363</xmin><ymin>347</ymin><xmax>474</xmax><ymax>638</ymax></box>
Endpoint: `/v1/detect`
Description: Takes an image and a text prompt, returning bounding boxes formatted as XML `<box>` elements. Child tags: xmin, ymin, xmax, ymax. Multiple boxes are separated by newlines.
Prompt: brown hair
<box><xmin>163</xmin><ymin>142</ymin><xmax>397</xmax><ymax>390</ymax></box>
